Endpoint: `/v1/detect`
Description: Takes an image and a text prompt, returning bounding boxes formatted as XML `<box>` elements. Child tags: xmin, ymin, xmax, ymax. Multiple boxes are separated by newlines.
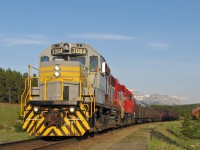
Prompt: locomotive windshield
<box><xmin>50</xmin><ymin>55</ymin><xmax>86</xmax><ymax>65</ymax></box>
<box><xmin>53</xmin><ymin>56</ymin><xmax>65</xmax><ymax>61</ymax></box>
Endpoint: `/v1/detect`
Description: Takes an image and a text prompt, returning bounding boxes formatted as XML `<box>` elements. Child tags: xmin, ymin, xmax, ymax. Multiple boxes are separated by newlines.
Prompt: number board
<box><xmin>51</xmin><ymin>48</ymin><xmax>63</xmax><ymax>55</ymax></box>
<box><xmin>71</xmin><ymin>47</ymin><xmax>87</xmax><ymax>55</ymax></box>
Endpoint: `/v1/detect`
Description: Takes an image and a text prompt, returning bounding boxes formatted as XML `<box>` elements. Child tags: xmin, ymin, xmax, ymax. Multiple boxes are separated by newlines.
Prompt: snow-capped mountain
<box><xmin>130</xmin><ymin>89</ymin><xmax>185</xmax><ymax>105</ymax></box>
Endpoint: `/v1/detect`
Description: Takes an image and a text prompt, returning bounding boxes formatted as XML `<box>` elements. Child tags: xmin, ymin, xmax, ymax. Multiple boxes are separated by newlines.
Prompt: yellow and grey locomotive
<box><xmin>20</xmin><ymin>42</ymin><xmax>135</xmax><ymax>137</ymax></box>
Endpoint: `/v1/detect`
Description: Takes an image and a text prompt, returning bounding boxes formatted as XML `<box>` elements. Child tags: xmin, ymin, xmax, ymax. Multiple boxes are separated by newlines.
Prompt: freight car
<box><xmin>20</xmin><ymin>42</ymin><xmax>177</xmax><ymax>137</ymax></box>
<box><xmin>135</xmin><ymin>101</ymin><xmax>178</xmax><ymax>123</ymax></box>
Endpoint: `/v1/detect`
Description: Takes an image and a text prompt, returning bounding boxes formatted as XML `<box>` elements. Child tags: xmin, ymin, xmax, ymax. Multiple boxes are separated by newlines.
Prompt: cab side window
<box><xmin>70</xmin><ymin>56</ymin><xmax>86</xmax><ymax>65</ymax></box>
<box><xmin>89</xmin><ymin>56</ymin><xmax>98</xmax><ymax>72</ymax></box>
<box><xmin>41</xmin><ymin>56</ymin><xmax>49</xmax><ymax>62</ymax></box>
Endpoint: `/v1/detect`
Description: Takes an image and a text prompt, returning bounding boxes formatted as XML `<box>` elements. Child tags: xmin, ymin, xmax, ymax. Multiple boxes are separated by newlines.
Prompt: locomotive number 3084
<box><xmin>71</xmin><ymin>47</ymin><xmax>87</xmax><ymax>55</ymax></box>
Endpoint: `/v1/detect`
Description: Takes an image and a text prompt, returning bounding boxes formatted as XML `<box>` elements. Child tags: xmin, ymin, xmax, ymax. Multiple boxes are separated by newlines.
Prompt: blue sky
<box><xmin>0</xmin><ymin>0</ymin><xmax>200</xmax><ymax>104</ymax></box>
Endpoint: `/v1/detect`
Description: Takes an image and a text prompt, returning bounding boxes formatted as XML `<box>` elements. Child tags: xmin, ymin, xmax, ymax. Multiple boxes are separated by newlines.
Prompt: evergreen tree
<box><xmin>5</xmin><ymin>68</ymin><xmax>14</xmax><ymax>102</ymax></box>
<box><xmin>0</xmin><ymin>68</ymin><xmax>6</xmax><ymax>102</ymax></box>
<box><xmin>32</xmin><ymin>73</ymin><xmax>38</xmax><ymax>87</ymax></box>
<box><xmin>190</xmin><ymin>117</ymin><xmax>200</xmax><ymax>138</ymax></box>
<box><xmin>181</xmin><ymin>113</ymin><xmax>192</xmax><ymax>138</ymax></box>
<box><xmin>14</xmin><ymin>71</ymin><xmax>24</xmax><ymax>102</ymax></box>
<box><xmin>0</xmin><ymin>67</ymin><xmax>34</xmax><ymax>103</ymax></box>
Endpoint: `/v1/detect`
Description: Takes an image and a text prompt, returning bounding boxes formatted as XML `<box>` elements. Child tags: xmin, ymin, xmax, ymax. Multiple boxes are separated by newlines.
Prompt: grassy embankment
<box><xmin>148</xmin><ymin>121</ymin><xmax>200</xmax><ymax>150</ymax></box>
<box><xmin>0</xmin><ymin>103</ymin><xmax>33</xmax><ymax>144</ymax></box>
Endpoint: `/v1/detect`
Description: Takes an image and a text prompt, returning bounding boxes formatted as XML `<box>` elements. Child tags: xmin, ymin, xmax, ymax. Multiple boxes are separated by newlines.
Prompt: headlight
<box><xmin>69</xmin><ymin>107</ymin><xmax>75</xmax><ymax>113</ymax></box>
<box><xmin>54</xmin><ymin>71</ymin><xmax>60</xmax><ymax>77</ymax></box>
<box><xmin>33</xmin><ymin>106</ymin><xmax>40</xmax><ymax>113</ymax></box>
<box><xmin>54</xmin><ymin>65</ymin><xmax>60</xmax><ymax>71</ymax></box>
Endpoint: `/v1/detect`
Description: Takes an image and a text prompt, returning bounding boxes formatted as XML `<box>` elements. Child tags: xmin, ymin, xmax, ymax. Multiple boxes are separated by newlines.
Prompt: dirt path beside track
<box><xmin>59</xmin><ymin>122</ymin><xmax>161</xmax><ymax>150</ymax></box>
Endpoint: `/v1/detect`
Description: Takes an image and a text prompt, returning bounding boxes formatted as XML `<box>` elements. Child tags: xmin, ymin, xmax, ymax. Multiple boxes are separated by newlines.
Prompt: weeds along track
<box><xmin>0</xmin><ymin>127</ymin><xmax>134</xmax><ymax>150</ymax></box>
<box><xmin>0</xmin><ymin>137</ymin><xmax>80</xmax><ymax>150</ymax></box>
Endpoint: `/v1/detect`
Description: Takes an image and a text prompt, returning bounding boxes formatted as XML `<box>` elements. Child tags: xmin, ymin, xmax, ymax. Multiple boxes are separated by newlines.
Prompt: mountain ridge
<box><xmin>130</xmin><ymin>89</ymin><xmax>185</xmax><ymax>105</ymax></box>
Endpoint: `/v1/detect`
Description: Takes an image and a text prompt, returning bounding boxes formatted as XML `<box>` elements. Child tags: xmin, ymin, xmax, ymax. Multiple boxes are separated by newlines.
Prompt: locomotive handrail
<box><xmin>86</xmin><ymin>76</ymin><xmax>96</xmax><ymax>117</ymax></box>
<box><xmin>20</xmin><ymin>64</ymin><xmax>39</xmax><ymax>116</ymax></box>
<box><xmin>80</xmin><ymin>73</ymin><xmax>96</xmax><ymax>118</ymax></box>
<box><xmin>20</xmin><ymin>76</ymin><xmax>38</xmax><ymax>117</ymax></box>
<box><xmin>41</xmin><ymin>77</ymin><xmax>78</xmax><ymax>101</ymax></box>
<box><xmin>20</xmin><ymin>78</ymin><xmax>29</xmax><ymax>117</ymax></box>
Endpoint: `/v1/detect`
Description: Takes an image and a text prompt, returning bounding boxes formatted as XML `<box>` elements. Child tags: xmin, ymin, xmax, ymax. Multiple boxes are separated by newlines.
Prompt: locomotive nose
<box><xmin>39</xmin><ymin>62</ymin><xmax>81</xmax><ymax>102</ymax></box>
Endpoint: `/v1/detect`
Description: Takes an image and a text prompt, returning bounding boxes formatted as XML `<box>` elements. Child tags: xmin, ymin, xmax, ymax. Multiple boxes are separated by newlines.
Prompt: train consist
<box><xmin>20</xmin><ymin>42</ymin><xmax>177</xmax><ymax>136</ymax></box>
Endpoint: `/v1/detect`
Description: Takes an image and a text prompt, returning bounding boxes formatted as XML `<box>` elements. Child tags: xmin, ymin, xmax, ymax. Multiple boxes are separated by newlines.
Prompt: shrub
<box><xmin>13</xmin><ymin>120</ymin><xmax>24</xmax><ymax>132</ymax></box>
<box><xmin>181</xmin><ymin>113</ymin><xmax>200</xmax><ymax>139</ymax></box>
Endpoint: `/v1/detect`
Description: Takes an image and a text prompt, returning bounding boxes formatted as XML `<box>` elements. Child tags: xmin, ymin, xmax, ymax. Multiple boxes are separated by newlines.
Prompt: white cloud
<box><xmin>0</xmin><ymin>34</ymin><xmax>48</xmax><ymax>46</ymax></box>
<box><xmin>68</xmin><ymin>33</ymin><xmax>135</xmax><ymax>40</ymax></box>
<box><xmin>148</xmin><ymin>42</ymin><xmax>170</xmax><ymax>49</ymax></box>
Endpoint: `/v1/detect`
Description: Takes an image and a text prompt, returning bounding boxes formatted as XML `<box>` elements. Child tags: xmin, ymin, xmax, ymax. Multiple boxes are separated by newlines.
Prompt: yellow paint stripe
<box><xmin>27</xmin><ymin>105</ymin><xmax>31</xmax><ymax>110</ymax></box>
<box><xmin>22</xmin><ymin>121</ymin><xmax>28</xmax><ymax>129</ymax></box>
<box><xmin>64</xmin><ymin>117</ymin><xmax>77</xmax><ymax>135</ymax></box>
<box><xmin>39</xmin><ymin>72</ymin><xmax>54</xmax><ymax>77</ymax></box>
<box><xmin>40</xmin><ymin>72</ymin><xmax>80</xmax><ymax>77</ymax></box>
<box><xmin>70</xmin><ymin>115</ymin><xmax>84</xmax><ymax>135</ymax></box>
<box><xmin>50</xmin><ymin>133</ymin><xmax>54</xmax><ymax>136</ymax></box>
<box><xmin>36</xmin><ymin>117</ymin><xmax>45</xmax><ymax>134</ymax></box>
<box><xmin>53</xmin><ymin>127</ymin><xmax>63</xmax><ymax>136</ymax></box>
<box><xmin>23</xmin><ymin>112</ymin><xmax>34</xmax><ymax>129</ymax></box>
<box><xmin>40</xmin><ymin>67</ymin><xmax>53</xmax><ymax>71</ymax></box>
<box><xmin>29</xmin><ymin>129</ymin><xmax>34</xmax><ymax>136</ymax></box>
<box><xmin>60</xmin><ymin>72</ymin><xmax>80</xmax><ymax>76</ymax></box>
<box><xmin>27</xmin><ymin>121</ymin><xmax>35</xmax><ymax>133</ymax></box>
<box><xmin>40</xmin><ymin>66</ymin><xmax>80</xmax><ymax>71</ymax></box>
<box><xmin>79</xmin><ymin>103</ymin><xmax>89</xmax><ymax>120</ymax></box>
<box><xmin>24</xmin><ymin>105</ymin><xmax>32</xmax><ymax>116</ymax></box>
<box><xmin>76</xmin><ymin>111</ymin><xmax>90</xmax><ymax>130</ymax></box>
<box><xmin>27</xmin><ymin>113</ymin><xmax>36</xmax><ymax>133</ymax></box>
<box><xmin>39</xmin><ymin>78</ymin><xmax>80</xmax><ymax>83</ymax></box>
<box><xmin>43</xmin><ymin>127</ymin><xmax>52</xmax><ymax>136</ymax></box>
<box><xmin>28</xmin><ymin>123</ymin><xmax>38</xmax><ymax>135</ymax></box>
<box><xmin>61</xmin><ymin>126</ymin><xmax>70</xmax><ymax>135</ymax></box>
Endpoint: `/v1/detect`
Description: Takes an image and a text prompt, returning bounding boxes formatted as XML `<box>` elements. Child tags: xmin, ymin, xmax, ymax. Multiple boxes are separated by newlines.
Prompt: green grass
<box><xmin>149</xmin><ymin>136</ymin><xmax>184</xmax><ymax>150</ymax></box>
<box><xmin>0</xmin><ymin>103</ymin><xmax>32</xmax><ymax>143</ymax></box>
<box><xmin>0</xmin><ymin>103</ymin><xmax>19</xmax><ymax>123</ymax></box>
<box><xmin>0</xmin><ymin>128</ymin><xmax>32</xmax><ymax>143</ymax></box>
<box><xmin>120</xmin><ymin>127</ymin><xmax>149</xmax><ymax>142</ymax></box>
<box><xmin>148</xmin><ymin>121</ymin><xmax>200</xmax><ymax>150</ymax></box>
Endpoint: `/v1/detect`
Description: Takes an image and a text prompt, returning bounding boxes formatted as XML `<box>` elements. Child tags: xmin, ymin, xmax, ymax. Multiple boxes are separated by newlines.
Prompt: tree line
<box><xmin>151</xmin><ymin>103</ymin><xmax>200</xmax><ymax>117</ymax></box>
<box><xmin>0</xmin><ymin>67</ymin><xmax>37</xmax><ymax>103</ymax></box>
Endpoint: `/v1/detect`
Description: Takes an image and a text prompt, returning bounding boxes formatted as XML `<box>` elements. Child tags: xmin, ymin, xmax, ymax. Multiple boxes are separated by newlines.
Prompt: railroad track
<box><xmin>0</xmin><ymin>137</ymin><xmax>79</xmax><ymax>150</ymax></box>
<box><xmin>0</xmin><ymin>124</ymin><xmax>146</xmax><ymax>150</ymax></box>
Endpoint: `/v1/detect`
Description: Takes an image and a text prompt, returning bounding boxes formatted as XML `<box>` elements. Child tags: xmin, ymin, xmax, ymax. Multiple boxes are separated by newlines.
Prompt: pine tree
<box><xmin>0</xmin><ymin>68</ymin><xmax>6</xmax><ymax>102</ymax></box>
<box><xmin>32</xmin><ymin>73</ymin><xmax>38</xmax><ymax>87</ymax></box>
<box><xmin>181</xmin><ymin>112</ymin><xmax>192</xmax><ymax>138</ymax></box>
<box><xmin>191</xmin><ymin>117</ymin><xmax>200</xmax><ymax>138</ymax></box>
